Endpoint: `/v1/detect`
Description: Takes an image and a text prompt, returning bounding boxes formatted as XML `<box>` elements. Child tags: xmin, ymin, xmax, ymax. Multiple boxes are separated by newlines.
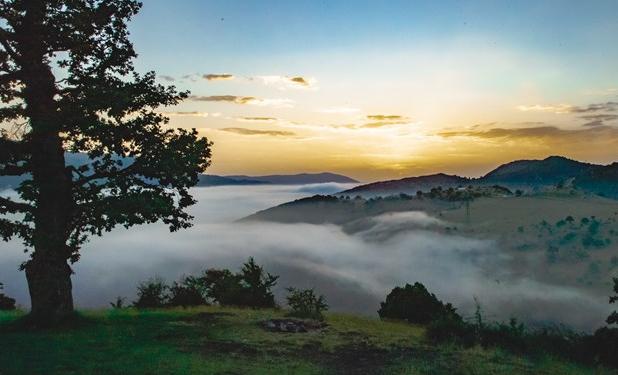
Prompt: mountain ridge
<box><xmin>339</xmin><ymin>156</ymin><xmax>618</xmax><ymax>198</ymax></box>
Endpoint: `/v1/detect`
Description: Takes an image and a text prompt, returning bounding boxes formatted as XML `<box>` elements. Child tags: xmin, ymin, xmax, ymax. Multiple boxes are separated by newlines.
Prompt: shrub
<box><xmin>588</xmin><ymin>327</ymin><xmax>618</xmax><ymax>368</ymax></box>
<box><xmin>239</xmin><ymin>257</ymin><xmax>279</xmax><ymax>308</ymax></box>
<box><xmin>133</xmin><ymin>277</ymin><xmax>169</xmax><ymax>308</ymax></box>
<box><xmin>378</xmin><ymin>282</ymin><xmax>460</xmax><ymax>324</ymax></box>
<box><xmin>202</xmin><ymin>268</ymin><xmax>243</xmax><ymax>305</ymax></box>
<box><xmin>202</xmin><ymin>258</ymin><xmax>279</xmax><ymax>308</ymax></box>
<box><xmin>286</xmin><ymin>287</ymin><xmax>328</xmax><ymax>321</ymax></box>
<box><xmin>0</xmin><ymin>283</ymin><xmax>16</xmax><ymax>311</ymax></box>
<box><xmin>426</xmin><ymin>314</ymin><xmax>473</xmax><ymax>345</ymax></box>
<box><xmin>168</xmin><ymin>275</ymin><xmax>208</xmax><ymax>307</ymax></box>
<box><xmin>110</xmin><ymin>296</ymin><xmax>126</xmax><ymax>309</ymax></box>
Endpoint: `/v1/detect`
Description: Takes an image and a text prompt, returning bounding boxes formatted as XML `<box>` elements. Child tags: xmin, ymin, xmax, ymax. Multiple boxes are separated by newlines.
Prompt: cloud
<box><xmin>191</xmin><ymin>95</ymin><xmax>256</xmax><ymax>104</ymax></box>
<box><xmin>517</xmin><ymin>101</ymin><xmax>618</xmax><ymax>114</ymax></box>
<box><xmin>190</xmin><ymin>95</ymin><xmax>294</xmax><ymax>108</ymax></box>
<box><xmin>316</xmin><ymin>107</ymin><xmax>361</xmax><ymax>114</ymax></box>
<box><xmin>360</xmin><ymin>115</ymin><xmax>412</xmax><ymax>129</ymax></box>
<box><xmin>220</xmin><ymin>127</ymin><xmax>296</xmax><ymax>137</ymax></box>
<box><xmin>161</xmin><ymin>111</ymin><xmax>210</xmax><ymax>117</ymax></box>
<box><xmin>570</xmin><ymin>102</ymin><xmax>618</xmax><ymax>113</ymax></box>
<box><xmin>361</xmin><ymin>121</ymin><xmax>411</xmax><ymax>129</ymax></box>
<box><xmin>579</xmin><ymin>114</ymin><xmax>618</xmax><ymax>127</ymax></box>
<box><xmin>289</xmin><ymin>77</ymin><xmax>310</xmax><ymax>86</ymax></box>
<box><xmin>181</xmin><ymin>74</ymin><xmax>200</xmax><ymax>82</ymax></box>
<box><xmin>367</xmin><ymin>115</ymin><xmax>405</xmax><ymax>121</ymax></box>
<box><xmin>236</xmin><ymin>117</ymin><xmax>278</xmax><ymax>123</ymax></box>
<box><xmin>158</xmin><ymin>75</ymin><xmax>175</xmax><ymax>82</ymax></box>
<box><xmin>516</xmin><ymin>104</ymin><xmax>573</xmax><ymax>114</ymax></box>
<box><xmin>253</xmin><ymin>75</ymin><xmax>317</xmax><ymax>90</ymax></box>
<box><xmin>438</xmin><ymin>124</ymin><xmax>618</xmax><ymax>140</ymax></box>
<box><xmin>204</xmin><ymin>73</ymin><xmax>235</xmax><ymax>81</ymax></box>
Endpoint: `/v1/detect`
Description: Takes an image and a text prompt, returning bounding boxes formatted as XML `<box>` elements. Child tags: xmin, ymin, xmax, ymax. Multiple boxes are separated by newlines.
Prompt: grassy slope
<box><xmin>0</xmin><ymin>307</ymin><xmax>611</xmax><ymax>375</ymax></box>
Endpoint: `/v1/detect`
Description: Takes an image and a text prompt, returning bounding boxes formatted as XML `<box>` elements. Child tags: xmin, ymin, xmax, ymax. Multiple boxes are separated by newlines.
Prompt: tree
<box><xmin>201</xmin><ymin>258</ymin><xmax>279</xmax><ymax>308</ymax></box>
<box><xmin>133</xmin><ymin>277</ymin><xmax>169</xmax><ymax>309</ymax></box>
<box><xmin>378</xmin><ymin>282</ymin><xmax>461</xmax><ymax>324</ymax></box>
<box><xmin>285</xmin><ymin>287</ymin><xmax>328</xmax><ymax>321</ymax></box>
<box><xmin>607</xmin><ymin>277</ymin><xmax>618</xmax><ymax>325</ymax></box>
<box><xmin>0</xmin><ymin>1</ymin><xmax>211</xmax><ymax>325</ymax></box>
<box><xmin>0</xmin><ymin>282</ymin><xmax>17</xmax><ymax>310</ymax></box>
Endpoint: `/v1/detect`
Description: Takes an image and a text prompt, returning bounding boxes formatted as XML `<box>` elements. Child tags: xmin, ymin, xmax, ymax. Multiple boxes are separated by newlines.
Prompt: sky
<box><xmin>128</xmin><ymin>0</ymin><xmax>618</xmax><ymax>181</ymax></box>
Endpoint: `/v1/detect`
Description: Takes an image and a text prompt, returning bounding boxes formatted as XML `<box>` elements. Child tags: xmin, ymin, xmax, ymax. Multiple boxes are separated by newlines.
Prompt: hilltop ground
<box><xmin>0</xmin><ymin>306</ymin><xmax>612</xmax><ymax>375</ymax></box>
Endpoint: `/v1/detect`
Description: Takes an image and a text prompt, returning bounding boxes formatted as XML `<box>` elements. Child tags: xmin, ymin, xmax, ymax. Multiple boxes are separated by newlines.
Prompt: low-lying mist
<box><xmin>0</xmin><ymin>184</ymin><xmax>612</xmax><ymax>331</ymax></box>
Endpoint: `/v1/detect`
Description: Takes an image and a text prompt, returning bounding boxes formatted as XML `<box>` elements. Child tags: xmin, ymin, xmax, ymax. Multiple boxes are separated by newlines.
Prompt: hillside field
<box><xmin>0</xmin><ymin>307</ymin><xmax>613</xmax><ymax>375</ymax></box>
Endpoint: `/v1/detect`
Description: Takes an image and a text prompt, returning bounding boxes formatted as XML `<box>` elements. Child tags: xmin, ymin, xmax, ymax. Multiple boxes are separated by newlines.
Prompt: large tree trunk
<box><xmin>25</xmin><ymin>255</ymin><xmax>74</xmax><ymax>324</ymax></box>
<box><xmin>17</xmin><ymin>0</ymin><xmax>75</xmax><ymax>325</ymax></box>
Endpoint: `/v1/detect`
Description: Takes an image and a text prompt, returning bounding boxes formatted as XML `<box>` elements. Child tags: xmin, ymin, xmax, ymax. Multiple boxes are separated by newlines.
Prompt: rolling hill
<box><xmin>339</xmin><ymin>156</ymin><xmax>618</xmax><ymax>198</ymax></box>
<box><xmin>223</xmin><ymin>172</ymin><xmax>358</xmax><ymax>185</ymax></box>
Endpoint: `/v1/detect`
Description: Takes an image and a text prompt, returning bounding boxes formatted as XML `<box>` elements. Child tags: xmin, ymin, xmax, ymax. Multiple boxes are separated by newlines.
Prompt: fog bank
<box><xmin>0</xmin><ymin>184</ymin><xmax>611</xmax><ymax>331</ymax></box>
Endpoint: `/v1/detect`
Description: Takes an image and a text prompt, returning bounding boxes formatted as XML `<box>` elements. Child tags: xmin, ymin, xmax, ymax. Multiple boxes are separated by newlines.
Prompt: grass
<box><xmin>0</xmin><ymin>306</ymin><xmax>614</xmax><ymax>375</ymax></box>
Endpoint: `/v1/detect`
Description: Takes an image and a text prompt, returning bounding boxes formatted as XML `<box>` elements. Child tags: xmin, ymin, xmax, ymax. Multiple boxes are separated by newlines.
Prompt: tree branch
<box><xmin>0</xmin><ymin>164</ymin><xmax>27</xmax><ymax>176</ymax></box>
<box><xmin>73</xmin><ymin>162</ymin><xmax>140</xmax><ymax>186</ymax></box>
<box><xmin>0</xmin><ymin>136</ymin><xmax>27</xmax><ymax>158</ymax></box>
<box><xmin>0</xmin><ymin>69</ymin><xmax>21</xmax><ymax>85</ymax></box>
<box><xmin>0</xmin><ymin>27</ymin><xmax>21</xmax><ymax>65</ymax></box>
<box><xmin>0</xmin><ymin>195</ymin><xmax>33</xmax><ymax>213</ymax></box>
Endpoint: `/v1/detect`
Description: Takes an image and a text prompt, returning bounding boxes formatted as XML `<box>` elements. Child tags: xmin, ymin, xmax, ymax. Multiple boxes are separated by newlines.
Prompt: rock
<box><xmin>261</xmin><ymin>318</ymin><xmax>327</xmax><ymax>333</ymax></box>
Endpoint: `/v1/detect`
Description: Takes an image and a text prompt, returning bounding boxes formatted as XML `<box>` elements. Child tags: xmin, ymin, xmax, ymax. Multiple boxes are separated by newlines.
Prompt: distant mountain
<box><xmin>340</xmin><ymin>173</ymin><xmax>469</xmax><ymax>197</ymax></box>
<box><xmin>339</xmin><ymin>156</ymin><xmax>618</xmax><ymax>198</ymax></box>
<box><xmin>197</xmin><ymin>175</ymin><xmax>268</xmax><ymax>187</ymax></box>
<box><xmin>223</xmin><ymin>172</ymin><xmax>358</xmax><ymax>185</ymax></box>
<box><xmin>482</xmin><ymin>156</ymin><xmax>595</xmax><ymax>185</ymax></box>
<box><xmin>1</xmin><ymin>166</ymin><xmax>358</xmax><ymax>189</ymax></box>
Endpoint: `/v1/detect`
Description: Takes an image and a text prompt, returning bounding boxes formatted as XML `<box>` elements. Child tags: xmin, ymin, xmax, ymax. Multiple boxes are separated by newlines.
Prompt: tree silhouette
<box><xmin>608</xmin><ymin>277</ymin><xmax>618</xmax><ymax>325</ymax></box>
<box><xmin>0</xmin><ymin>0</ymin><xmax>211</xmax><ymax>325</ymax></box>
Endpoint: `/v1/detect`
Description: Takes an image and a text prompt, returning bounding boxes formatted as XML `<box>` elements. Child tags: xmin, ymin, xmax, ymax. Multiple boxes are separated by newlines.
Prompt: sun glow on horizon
<box><xmin>127</xmin><ymin>1</ymin><xmax>618</xmax><ymax>181</ymax></box>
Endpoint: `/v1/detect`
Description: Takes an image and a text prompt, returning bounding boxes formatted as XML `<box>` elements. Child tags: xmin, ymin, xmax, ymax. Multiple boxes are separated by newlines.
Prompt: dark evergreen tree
<box><xmin>0</xmin><ymin>0</ymin><xmax>211</xmax><ymax>325</ymax></box>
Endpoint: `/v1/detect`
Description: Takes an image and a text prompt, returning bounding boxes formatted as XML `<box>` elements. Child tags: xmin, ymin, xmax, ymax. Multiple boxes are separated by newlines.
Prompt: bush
<box><xmin>286</xmin><ymin>287</ymin><xmax>328</xmax><ymax>321</ymax></box>
<box><xmin>202</xmin><ymin>258</ymin><xmax>279</xmax><ymax>308</ymax></box>
<box><xmin>0</xmin><ymin>283</ymin><xmax>16</xmax><ymax>311</ymax></box>
<box><xmin>588</xmin><ymin>327</ymin><xmax>618</xmax><ymax>368</ymax></box>
<box><xmin>169</xmin><ymin>275</ymin><xmax>208</xmax><ymax>307</ymax></box>
<box><xmin>426</xmin><ymin>314</ymin><xmax>473</xmax><ymax>345</ymax></box>
<box><xmin>133</xmin><ymin>277</ymin><xmax>169</xmax><ymax>308</ymax></box>
<box><xmin>378</xmin><ymin>282</ymin><xmax>460</xmax><ymax>324</ymax></box>
<box><xmin>110</xmin><ymin>296</ymin><xmax>126</xmax><ymax>309</ymax></box>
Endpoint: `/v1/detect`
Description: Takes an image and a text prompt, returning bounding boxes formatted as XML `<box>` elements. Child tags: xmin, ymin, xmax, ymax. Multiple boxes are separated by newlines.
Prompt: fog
<box><xmin>0</xmin><ymin>185</ymin><xmax>612</xmax><ymax>331</ymax></box>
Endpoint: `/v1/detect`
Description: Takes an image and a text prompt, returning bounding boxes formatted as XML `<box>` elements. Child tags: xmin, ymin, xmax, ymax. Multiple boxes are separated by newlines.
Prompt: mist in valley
<box><xmin>0</xmin><ymin>185</ymin><xmax>612</xmax><ymax>331</ymax></box>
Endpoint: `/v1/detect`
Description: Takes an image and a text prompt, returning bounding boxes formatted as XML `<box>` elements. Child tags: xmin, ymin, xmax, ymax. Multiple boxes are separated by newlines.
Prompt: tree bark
<box><xmin>25</xmin><ymin>255</ymin><xmax>74</xmax><ymax>325</ymax></box>
<box><xmin>16</xmin><ymin>0</ymin><xmax>75</xmax><ymax>324</ymax></box>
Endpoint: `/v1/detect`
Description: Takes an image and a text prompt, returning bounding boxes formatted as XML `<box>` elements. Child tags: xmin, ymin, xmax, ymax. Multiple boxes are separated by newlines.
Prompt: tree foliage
<box><xmin>0</xmin><ymin>0</ymin><xmax>211</xmax><ymax>257</ymax></box>
<box><xmin>285</xmin><ymin>287</ymin><xmax>328</xmax><ymax>321</ymax></box>
<box><xmin>0</xmin><ymin>0</ymin><xmax>211</xmax><ymax>323</ymax></box>
<box><xmin>378</xmin><ymin>282</ymin><xmax>460</xmax><ymax>324</ymax></box>
<box><xmin>607</xmin><ymin>277</ymin><xmax>618</xmax><ymax>325</ymax></box>
<box><xmin>133</xmin><ymin>277</ymin><xmax>168</xmax><ymax>309</ymax></box>
<box><xmin>0</xmin><ymin>282</ymin><xmax>16</xmax><ymax>310</ymax></box>
<box><xmin>202</xmin><ymin>257</ymin><xmax>279</xmax><ymax>308</ymax></box>
<box><xmin>0</xmin><ymin>0</ymin><xmax>211</xmax><ymax>322</ymax></box>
